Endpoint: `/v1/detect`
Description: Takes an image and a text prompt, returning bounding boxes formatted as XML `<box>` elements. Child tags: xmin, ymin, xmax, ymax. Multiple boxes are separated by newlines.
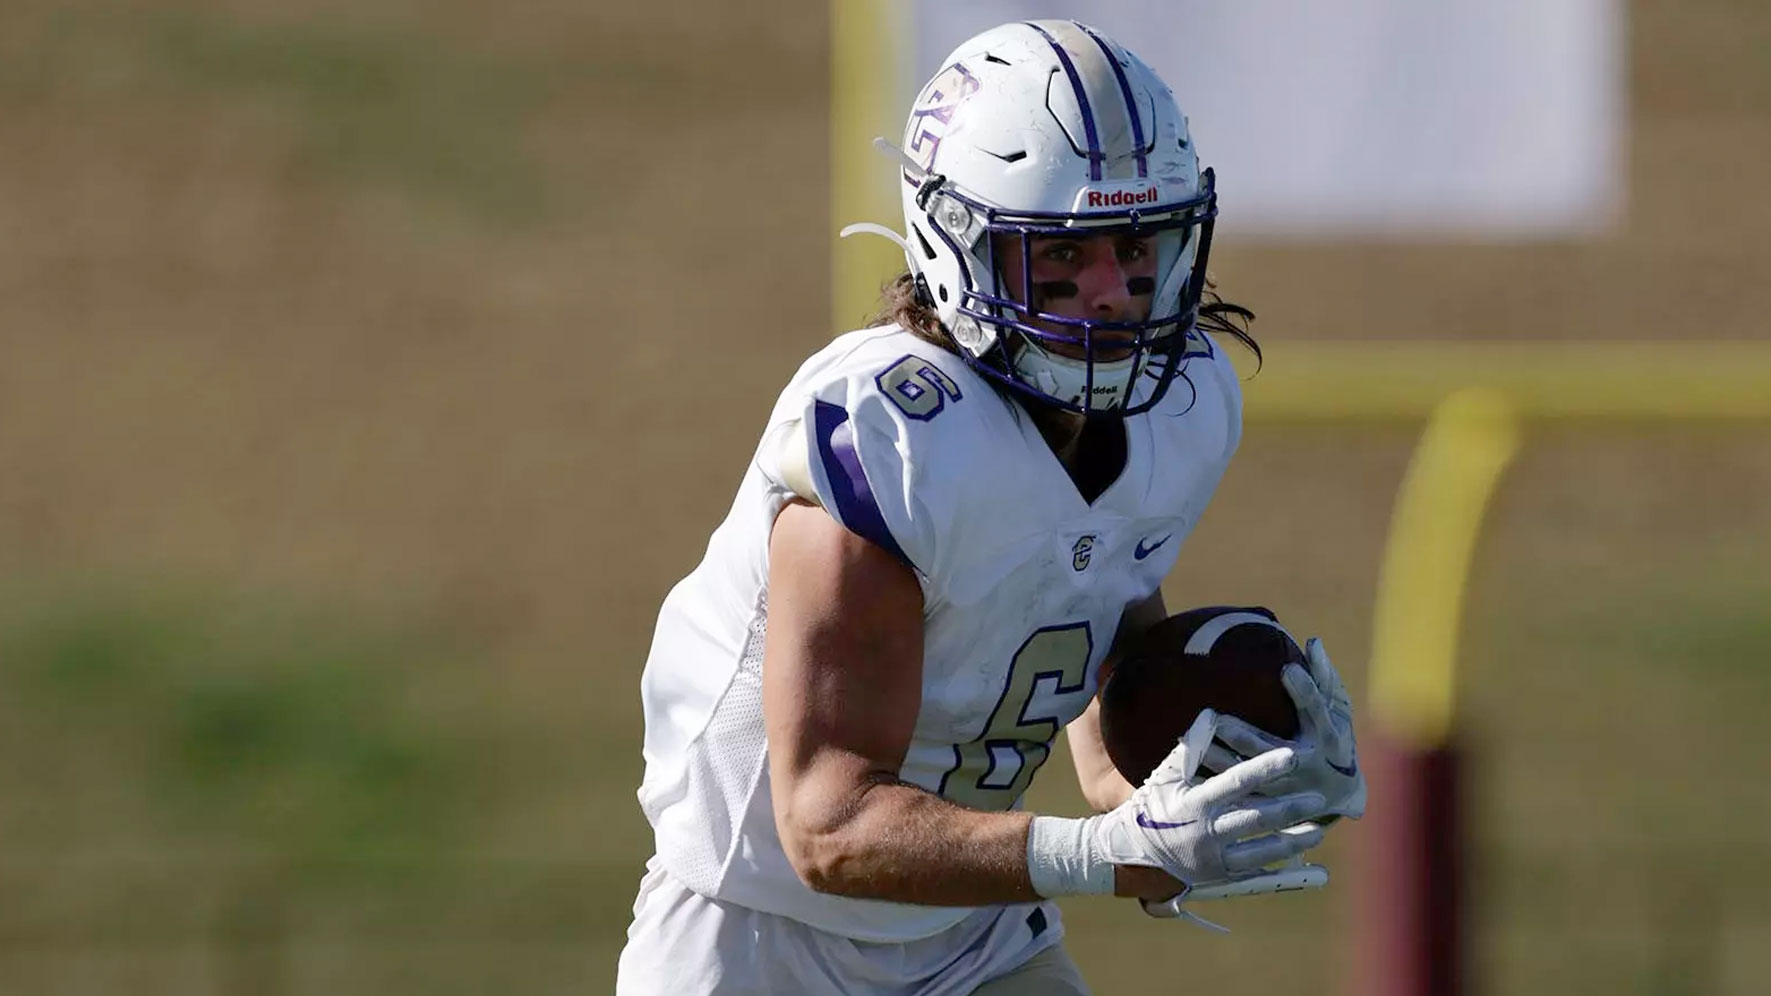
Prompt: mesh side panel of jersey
<box><xmin>669</xmin><ymin>595</ymin><xmax>772</xmax><ymax>895</ymax></box>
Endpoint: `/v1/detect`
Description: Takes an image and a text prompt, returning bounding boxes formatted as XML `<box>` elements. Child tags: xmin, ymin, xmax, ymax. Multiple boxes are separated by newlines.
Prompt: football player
<box><xmin>617</xmin><ymin>20</ymin><xmax>1364</xmax><ymax>995</ymax></box>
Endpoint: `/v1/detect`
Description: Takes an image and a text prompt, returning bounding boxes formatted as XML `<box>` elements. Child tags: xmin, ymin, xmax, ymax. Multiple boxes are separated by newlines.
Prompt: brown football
<box><xmin>1099</xmin><ymin>605</ymin><xmax>1305</xmax><ymax>786</ymax></box>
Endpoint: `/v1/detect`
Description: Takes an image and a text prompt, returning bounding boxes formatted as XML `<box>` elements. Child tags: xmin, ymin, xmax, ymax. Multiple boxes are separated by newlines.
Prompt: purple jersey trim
<box><xmin>1074</xmin><ymin>22</ymin><xmax>1147</xmax><ymax>179</ymax></box>
<box><xmin>1025</xmin><ymin>22</ymin><xmax>1102</xmax><ymax>181</ymax></box>
<box><xmin>813</xmin><ymin>400</ymin><xmax>914</xmax><ymax>570</ymax></box>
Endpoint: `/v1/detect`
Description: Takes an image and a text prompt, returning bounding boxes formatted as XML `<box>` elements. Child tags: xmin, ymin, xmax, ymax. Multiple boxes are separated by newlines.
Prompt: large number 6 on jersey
<box><xmin>937</xmin><ymin>624</ymin><xmax>1093</xmax><ymax>810</ymax></box>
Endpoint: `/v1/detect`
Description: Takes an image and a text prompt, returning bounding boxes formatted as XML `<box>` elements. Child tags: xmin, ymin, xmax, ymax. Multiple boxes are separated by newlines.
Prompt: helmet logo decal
<box><xmin>905</xmin><ymin>64</ymin><xmax>981</xmax><ymax>179</ymax></box>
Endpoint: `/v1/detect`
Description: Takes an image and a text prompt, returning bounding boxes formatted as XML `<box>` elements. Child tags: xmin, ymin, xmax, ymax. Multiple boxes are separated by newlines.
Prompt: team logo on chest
<box><xmin>1071</xmin><ymin>535</ymin><xmax>1097</xmax><ymax>572</ymax></box>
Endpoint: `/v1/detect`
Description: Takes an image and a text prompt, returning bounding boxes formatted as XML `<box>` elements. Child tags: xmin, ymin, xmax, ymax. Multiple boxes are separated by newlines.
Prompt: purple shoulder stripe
<box><xmin>812</xmin><ymin>400</ymin><xmax>914</xmax><ymax>570</ymax></box>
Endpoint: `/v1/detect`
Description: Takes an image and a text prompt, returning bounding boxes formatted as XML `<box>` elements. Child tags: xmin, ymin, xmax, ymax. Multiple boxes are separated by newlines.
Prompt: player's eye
<box><xmin>1039</xmin><ymin>241</ymin><xmax>1081</xmax><ymax>264</ymax></box>
<box><xmin>1117</xmin><ymin>237</ymin><xmax>1153</xmax><ymax>264</ymax></box>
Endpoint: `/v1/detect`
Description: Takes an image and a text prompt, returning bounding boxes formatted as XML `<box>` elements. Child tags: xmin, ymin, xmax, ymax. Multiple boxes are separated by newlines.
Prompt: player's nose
<box><xmin>1083</xmin><ymin>256</ymin><xmax>1134</xmax><ymax>322</ymax></box>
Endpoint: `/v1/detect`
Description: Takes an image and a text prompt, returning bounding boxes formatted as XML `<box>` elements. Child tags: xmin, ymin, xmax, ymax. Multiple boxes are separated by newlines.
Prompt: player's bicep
<box><xmin>763</xmin><ymin>500</ymin><xmax>926</xmax><ymax>842</ymax></box>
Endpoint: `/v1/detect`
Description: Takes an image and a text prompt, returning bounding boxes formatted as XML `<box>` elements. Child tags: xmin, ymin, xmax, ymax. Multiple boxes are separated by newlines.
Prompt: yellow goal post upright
<box><xmin>830</xmin><ymin>0</ymin><xmax>911</xmax><ymax>335</ymax></box>
<box><xmin>1357</xmin><ymin>389</ymin><xmax>1522</xmax><ymax>996</ymax></box>
<box><xmin>1241</xmin><ymin>344</ymin><xmax>1771</xmax><ymax>996</ymax></box>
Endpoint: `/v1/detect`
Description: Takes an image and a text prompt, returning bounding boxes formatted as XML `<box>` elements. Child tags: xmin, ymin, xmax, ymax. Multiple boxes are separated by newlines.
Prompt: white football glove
<box><xmin>1138</xmin><ymin>829</ymin><xmax>1330</xmax><ymax>926</ymax></box>
<box><xmin>1205</xmin><ymin>637</ymin><xmax>1367</xmax><ymax>820</ymax></box>
<box><xmin>1090</xmin><ymin>709</ymin><xmax>1327</xmax><ymax>891</ymax></box>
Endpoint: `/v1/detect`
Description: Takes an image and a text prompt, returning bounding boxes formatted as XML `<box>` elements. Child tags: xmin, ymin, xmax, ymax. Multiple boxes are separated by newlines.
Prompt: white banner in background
<box><xmin>909</xmin><ymin>0</ymin><xmax>1623</xmax><ymax>239</ymax></box>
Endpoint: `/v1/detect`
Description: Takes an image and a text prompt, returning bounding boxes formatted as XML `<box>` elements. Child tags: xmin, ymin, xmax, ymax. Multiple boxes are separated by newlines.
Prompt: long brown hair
<box><xmin>866</xmin><ymin>271</ymin><xmax>1262</xmax><ymax>369</ymax></box>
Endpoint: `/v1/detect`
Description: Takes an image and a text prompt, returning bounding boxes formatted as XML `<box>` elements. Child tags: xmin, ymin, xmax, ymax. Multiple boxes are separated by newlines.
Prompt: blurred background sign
<box><xmin>909</xmin><ymin>0</ymin><xmax>1624</xmax><ymax>238</ymax></box>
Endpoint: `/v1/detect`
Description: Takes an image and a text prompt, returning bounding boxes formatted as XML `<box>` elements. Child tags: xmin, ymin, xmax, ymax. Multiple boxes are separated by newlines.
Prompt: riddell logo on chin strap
<box><xmin>1086</xmin><ymin>187</ymin><xmax>1160</xmax><ymax>208</ymax></box>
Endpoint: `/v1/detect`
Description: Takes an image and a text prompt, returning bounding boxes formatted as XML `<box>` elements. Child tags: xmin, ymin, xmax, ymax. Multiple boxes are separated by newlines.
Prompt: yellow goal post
<box><xmin>1245</xmin><ymin>341</ymin><xmax>1771</xmax><ymax>750</ymax></box>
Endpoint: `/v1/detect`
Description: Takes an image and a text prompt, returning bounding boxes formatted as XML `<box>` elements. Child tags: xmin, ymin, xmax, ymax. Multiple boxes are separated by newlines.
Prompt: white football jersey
<box><xmin>636</xmin><ymin>324</ymin><xmax>1242</xmax><ymax>942</ymax></box>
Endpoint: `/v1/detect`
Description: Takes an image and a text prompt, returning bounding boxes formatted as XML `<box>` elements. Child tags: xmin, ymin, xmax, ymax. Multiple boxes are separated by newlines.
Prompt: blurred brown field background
<box><xmin>0</xmin><ymin>1</ymin><xmax>1766</xmax><ymax>993</ymax></box>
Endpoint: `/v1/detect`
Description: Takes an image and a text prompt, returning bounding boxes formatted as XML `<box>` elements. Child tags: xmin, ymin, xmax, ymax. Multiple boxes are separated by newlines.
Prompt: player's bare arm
<box><xmin>1067</xmin><ymin>590</ymin><xmax>1170</xmax><ymax>813</ymax></box>
<box><xmin>764</xmin><ymin>499</ymin><xmax>1047</xmax><ymax>905</ymax></box>
<box><xmin>766</xmin><ymin>502</ymin><xmax>1324</xmax><ymax>906</ymax></box>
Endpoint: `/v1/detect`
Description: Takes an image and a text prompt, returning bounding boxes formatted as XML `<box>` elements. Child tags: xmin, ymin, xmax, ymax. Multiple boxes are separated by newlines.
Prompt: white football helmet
<box><xmin>875</xmin><ymin>20</ymin><xmax>1218</xmax><ymax>416</ymax></box>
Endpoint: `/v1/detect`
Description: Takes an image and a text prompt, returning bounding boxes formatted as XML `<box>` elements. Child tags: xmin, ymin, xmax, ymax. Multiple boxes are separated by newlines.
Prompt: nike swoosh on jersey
<box><xmin>1133</xmin><ymin>534</ymin><xmax>1173</xmax><ymax>560</ymax></box>
<box><xmin>1136</xmin><ymin>812</ymin><xmax>1197</xmax><ymax>830</ymax></box>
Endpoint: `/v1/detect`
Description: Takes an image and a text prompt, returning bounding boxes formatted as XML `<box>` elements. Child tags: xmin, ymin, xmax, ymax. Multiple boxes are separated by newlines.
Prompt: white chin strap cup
<box><xmin>1011</xmin><ymin>340</ymin><xmax>1139</xmax><ymax>411</ymax></box>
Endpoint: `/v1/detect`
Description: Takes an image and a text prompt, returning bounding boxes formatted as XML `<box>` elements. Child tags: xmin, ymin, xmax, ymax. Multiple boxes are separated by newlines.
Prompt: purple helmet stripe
<box><xmin>812</xmin><ymin>400</ymin><xmax>914</xmax><ymax>569</ymax></box>
<box><xmin>1024</xmin><ymin>22</ymin><xmax>1102</xmax><ymax>182</ymax></box>
<box><xmin>1074</xmin><ymin>22</ymin><xmax>1147</xmax><ymax>179</ymax></box>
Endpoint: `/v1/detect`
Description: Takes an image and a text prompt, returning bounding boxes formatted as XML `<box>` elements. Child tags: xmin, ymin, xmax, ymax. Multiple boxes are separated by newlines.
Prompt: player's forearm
<box><xmin>783</xmin><ymin>775</ymin><xmax>1041</xmax><ymax>905</ymax></box>
<box><xmin>781</xmin><ymin>775</ymin><xmax>1182</xmax><ymax>905</ymax></box>
<box><xmin>1067</xmin><ymin>700</ymin><xmax>1136</xmax><ymax>812</ymax></box>
<box><xmin>1076</xmin><ymin>756</ymin><xmax>1135</xmax><ymax>813</ymax></box>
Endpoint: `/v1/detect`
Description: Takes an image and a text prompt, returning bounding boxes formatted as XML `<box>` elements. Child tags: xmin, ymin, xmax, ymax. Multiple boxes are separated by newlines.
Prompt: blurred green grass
<box><xmin>1</xmin><ymin>585</ymin><xmax>467</xmax><ymax>861</ymax></box>
<box><xmin>0</xmin><ymin>581</ymin><xmax>612</xmax><ymax>996</ymax></box>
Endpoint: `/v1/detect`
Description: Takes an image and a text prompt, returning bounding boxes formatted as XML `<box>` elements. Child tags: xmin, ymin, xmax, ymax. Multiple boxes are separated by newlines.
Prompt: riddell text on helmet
<box><xmin>1086</xmin><ymin>187</ymin><xmax>1161</xmax><ymax>208</ymax></box>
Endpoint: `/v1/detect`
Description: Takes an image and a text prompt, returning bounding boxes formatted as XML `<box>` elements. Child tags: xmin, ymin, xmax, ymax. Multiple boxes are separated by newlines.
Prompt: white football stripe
<box><xmin>1183</xmin><ymin>611</ymin><xmax>1298</xmax><ymax>656</ymax></box>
